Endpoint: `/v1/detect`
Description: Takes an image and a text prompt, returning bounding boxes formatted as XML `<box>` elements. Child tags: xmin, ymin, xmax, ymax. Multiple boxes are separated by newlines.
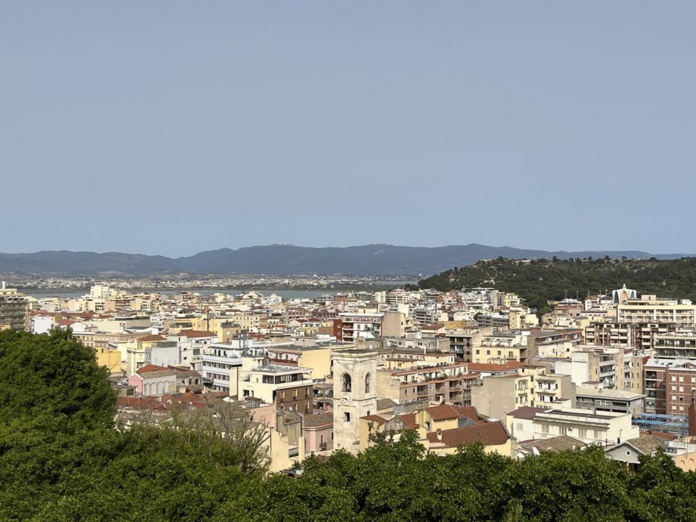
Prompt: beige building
<box><xmin>376</xmin><ymin>362</ymin><xmax>480</xmax><ymax>406</ymax></box>
<box><xmin>472</xmin><ymin>367</ymin><xmax>575</xmax><ymax>419</ymax></box>
<box><xmin>473</xmin><ymin>331</ymin><xmax>528</xmax><ymax>364</ymax></box>
<box><xmin>532</xmin><ymin>407</ymin><xmax>639</xmax><ymax>447</ymax></box>
<box><xmin>0</xmin><ymin>283</ymin><xmax>28</xmax><ymax>331</ymax></box>
<box><xmin>555</xmin><ymin>346</ymin><xmax>643</xmax><ymax>394</ymax></box>
<box><xmin>618</xmin><ymin>296</ymin><xmax>696</xmax><ymax>328</ymax></box>
<box><xmin>232</xmin><ymin>360</ymin><xmax>313</xmax><ymax>415</ymax></box>
<box><xmin>266</xmin><ymin>344</ymin><xmax>333</xmax><ymax>381</ymax></box>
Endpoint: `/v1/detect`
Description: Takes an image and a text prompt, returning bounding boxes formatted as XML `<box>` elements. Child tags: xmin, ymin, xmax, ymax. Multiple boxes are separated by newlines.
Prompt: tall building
<box><xmin>0</xmin><ymin>283</ymin><xmax>28</xmax><ymax>331</ymax></box>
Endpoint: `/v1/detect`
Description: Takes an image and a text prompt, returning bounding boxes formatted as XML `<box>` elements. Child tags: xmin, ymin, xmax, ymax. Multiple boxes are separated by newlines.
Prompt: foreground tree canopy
<box><xmin>2</xmin><ymin>330</ymin><xmax>696</xmax><ymax>521</ymax></box>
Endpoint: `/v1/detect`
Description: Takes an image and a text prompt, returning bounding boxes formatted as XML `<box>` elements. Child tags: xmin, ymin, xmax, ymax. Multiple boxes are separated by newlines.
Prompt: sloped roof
<box><xmin>363</xmin><ymin>415</ymin><xmax>388</xmax><ymax>426</ymax></box>
<box><xmin>507</xmin><ymin>406</ymin><xmax>545</xmax><ymax>420</ymax></box>
<box><xmin>626</xmin><ymin>435</ymin><xmax>665</xmax><ymax>455</ymax></box>
<box><xmin>179</xmin><ymin>330</ymin><xmax>217</xmax><ymax>338</ymax></box>
<box><xmin>426</xmin><ymin>404</ymin><xmax>483</xmax><ymax>422</ymax></box>
<box><xmin>426</xmin><ymin>421</ymin><xmax>510</xmax><ymax>448</ymax></box>
<box><xmin>304</xmin><ymin>413</ymin><xmax>333</xmax><ymax>428</ymax></box>
<box><xmin>399</xmin><ymin>413</ymin><xmax>418</xmax><ymax>430</ymax></box>
<box><xmin>138</xmin><ymin>334</ymin><xmax>167</xmax><ymax>342</ymax></box>
<box><xmin>519</xmin><ymin>435</ymin><xmax>586</xmax><ymax>453</ymax></box>
<box><xmin>138</xmin><ymin>364</ymin><xmax>169</xmax><ymax>373</ymax></box>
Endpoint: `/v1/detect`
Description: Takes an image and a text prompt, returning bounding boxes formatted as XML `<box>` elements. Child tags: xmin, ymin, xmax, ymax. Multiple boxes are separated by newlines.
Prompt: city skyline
<box><xmin>3</xmin><ymin>2</ymin><xmax>695</xmax><ymax>257</ymax></box>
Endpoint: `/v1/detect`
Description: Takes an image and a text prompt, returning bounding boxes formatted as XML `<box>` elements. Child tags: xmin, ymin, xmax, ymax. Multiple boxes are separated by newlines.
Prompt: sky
<box><xmin>2</xmin><ymin>2</ymin><xmax>695</xmax><ymax>257</ymax></box>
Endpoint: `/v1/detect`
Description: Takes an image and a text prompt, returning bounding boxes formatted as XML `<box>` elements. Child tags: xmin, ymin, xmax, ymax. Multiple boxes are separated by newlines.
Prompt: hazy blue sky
<box><xmin>2</xmin><ymin>3</ymin><xmax>695</xmax><ymax>257</ymax></box>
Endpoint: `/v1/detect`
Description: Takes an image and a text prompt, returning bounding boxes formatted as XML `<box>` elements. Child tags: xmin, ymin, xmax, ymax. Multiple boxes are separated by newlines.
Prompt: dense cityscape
<box><xmin>2</xmin><ymin>275</ymin><xmax>696</xmax><ymax>466</ymax></box>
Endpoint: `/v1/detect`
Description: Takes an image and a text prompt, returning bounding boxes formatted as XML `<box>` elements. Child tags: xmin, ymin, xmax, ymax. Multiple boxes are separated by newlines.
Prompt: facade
<box><xmin>335</xmin><ymin>313</ymin><xmax>384</xmax><ymax>342</ymax></box>
<box><xmin>202</xmin><ymin>343</ymin><xmax>243</xmax><ymax>393</ymax></box>
<box><xmin>643</xmin><ymin>358</ymin><xmax>696</xmax><ymax>415</ymax></box>
<box><xmin>234</xmin><ymin>361</ymin><xmax>313</xmax><ymax>415</ymax></box>
<box><xmin>472</xmin><ymin>367</ymin><xmax>575</xmax><ymax>420</ymax></box>
<box><xmin>555</xmin><ymin>346</ymin><xmax>643</xmax><ymax>393</ymax></box>
<box><xmin>618</xmin><ymin>297</ymin><xmax>696</xmax><ymax>328</ymax></box>
<box><xmin>532</xmin><ymin>407</ymin><xmax>639</xmax><ymax>446</ymax></box>
<box><xmin>377</xmin><ymin>362</ymin><xmax>481</xmax><ymax>406</ymax></box>
<box><xmin>0</xmin><ymin>283</ymin><xmax>28</xmax><ymax>331</ymax></box>
<box><xmin>575</xmin><ymin>386</ymin><xmax>645</xmax><ymax>416</ymax></box>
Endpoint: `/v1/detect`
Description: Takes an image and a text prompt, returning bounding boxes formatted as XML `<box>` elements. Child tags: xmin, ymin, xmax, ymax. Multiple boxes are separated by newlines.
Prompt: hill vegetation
<box><xmin>3</xmin><ymin>329</ymin><xmax>696</xmax><ymax>520</ymax></box>
<box><xmin>417</xmin><ymin>257</ymin><xmax>696</xmax><ymax>315</ymax></box>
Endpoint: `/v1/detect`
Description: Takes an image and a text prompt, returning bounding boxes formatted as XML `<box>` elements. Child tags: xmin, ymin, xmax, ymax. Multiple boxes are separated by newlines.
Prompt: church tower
<box><xmin>332</xmin><ymin>349</ymin><xmax>378</xmax><ymax>453</ymax></box>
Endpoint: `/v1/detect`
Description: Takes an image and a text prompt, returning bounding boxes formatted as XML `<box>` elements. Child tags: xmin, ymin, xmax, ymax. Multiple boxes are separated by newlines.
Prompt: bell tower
<box><xmin>332</xmin><ymin>349</ymin><xmax>378</xmax><ymax>453</ymax></box>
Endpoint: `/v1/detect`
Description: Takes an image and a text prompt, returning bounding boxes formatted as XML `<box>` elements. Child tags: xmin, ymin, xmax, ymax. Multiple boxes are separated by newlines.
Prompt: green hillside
<box><xmin>417</xmin><ymin>257</ymin><xmax>696</xmax><ymax>314</ymax></box>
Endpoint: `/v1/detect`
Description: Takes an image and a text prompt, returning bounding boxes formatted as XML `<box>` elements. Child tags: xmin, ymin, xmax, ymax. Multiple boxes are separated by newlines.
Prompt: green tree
<box><xmin>0</xmin><ymin>329</ymin><xmax>116</xmax><ymax>430</ymax></box>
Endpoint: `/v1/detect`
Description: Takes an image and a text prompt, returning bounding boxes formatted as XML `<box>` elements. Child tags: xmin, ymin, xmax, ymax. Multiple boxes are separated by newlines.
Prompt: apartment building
<box><xmin>232</xmin><ymin>361</ymin><xmax>313</xmax><ymax>415</ymax></box>
<box><xmin>555</xmin><ymin>346</ymin><xmax>643</xmax><ymax>393</ymax></box>
<box><xmin>0</xmin><ymin>283</ymin><xmax>28</xmax><ymax>331</ymax></box>
<box><xmin>334</xmin><ymin>313</ymin><xmax>384</xmax><ymax>342</ymax></box>
<box><xmin>202</xmin><ymin>343</ymin><xmax>243</xmax><ymax>393</ymax></box>
<box><xmin>654</xmin><ymin>332</ymin><xmax>696</xmax><ymax>359</ymax></box>
<box><xmin>585</xmin><ymin>320</ymin><xmax>678</xmax><ymax>351</ymax></box>
<box><xmin>526</xmin><ymin>329</ymin><xmax>583</xmax><ymax>360</ymax></box>
<box><xmin>473</xmin><ymin>331</ymin><xmax>528</xmax><ymax>364</ymax></box>
<box><xmin>575</xmin><ymin>386</ymin><xmax>645</xmax><ymax>416</ymax></box>
<box><xmin>377</xmin><ymin>362</ymin><xmax>481</xmax><ymax>406</ymax></box>
<box><xmin>532</xmin><ymin>407</ymin><xmax>639</xmax><ymax>446</ymax></box>
<box><xmin>445</xmin><ymin>330</ymin><xmax>474</xmax><ymax>361</ymax></box>
<box><xmin>643</xmin><ymin>358</ymin><xmax>696</xmax><ymax>415</ymax></box>
<box><xmin>618</xmin><ymin>296</ymin><xmax>696</xmax><ymax>328</ymax></box>
<box><xmin>472</xmin><ymin>367</ymin><xmax>575</xmax><ymax>419</ymax></box>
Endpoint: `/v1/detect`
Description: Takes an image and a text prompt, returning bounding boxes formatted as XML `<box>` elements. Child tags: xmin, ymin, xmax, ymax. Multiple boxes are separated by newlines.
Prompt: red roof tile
<box><xmin>426</xmin><ymin>421</ymin><xmax>510</xmax><ymax>448</ymax></box>
<box><xmin>179</xmin><ymin>330</ymin><xmax>217</xmax><ymax>338</ymax></box>
<box><xmin>137</xmin><ymin>364</ymin><xmax>169</xmax><ymax>373</ymax></box>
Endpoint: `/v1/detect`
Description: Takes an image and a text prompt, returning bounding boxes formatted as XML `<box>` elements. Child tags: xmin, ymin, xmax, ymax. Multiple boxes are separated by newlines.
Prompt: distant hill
<box><xmin>0</xmin><ymin>244</ymin><xmax>690</xmax><ymax>276</ymax></box>
<box><xmin>417</xmin><ymin>256</ymin><xmax>696</xmax><ymax>314</ymax></box>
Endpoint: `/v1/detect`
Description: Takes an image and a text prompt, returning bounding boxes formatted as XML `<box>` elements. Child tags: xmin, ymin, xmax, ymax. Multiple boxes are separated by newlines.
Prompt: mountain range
<box><xmin>0</xmin><ymin>244</ymin><xmax>690</xmax><ymax>277</ymax></box>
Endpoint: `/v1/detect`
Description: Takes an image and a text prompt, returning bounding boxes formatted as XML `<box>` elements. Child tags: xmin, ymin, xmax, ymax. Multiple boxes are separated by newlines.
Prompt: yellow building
<box><xmin>96</xmin><ymin>346</ymin><xmax>122</xmax><ymax>374</ymax></box>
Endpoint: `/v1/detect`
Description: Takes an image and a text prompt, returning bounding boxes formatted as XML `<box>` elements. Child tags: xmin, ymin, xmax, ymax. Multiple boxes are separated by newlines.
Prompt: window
<box><xmin>365</xmin><ymin>373</ymin><xmax>372</xmax><ymax>394</ymax></box>
<box><xmin>541</xmin><ymin>425</ymin><xmax>549</xmax><ymax>434</ymax></box>
<box><xmin>344</xmin><ymin>412</ymin><xmax>351</xmax><ymax>422</ymax></box>
<box><xmin>342</xmin><ymin>373</ymin><xmax>352</xmax><ymax>392</ymax></box>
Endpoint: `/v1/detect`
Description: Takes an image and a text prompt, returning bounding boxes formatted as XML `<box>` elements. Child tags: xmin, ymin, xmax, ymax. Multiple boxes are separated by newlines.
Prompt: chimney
<box><xmin>689</xmin><ymin>401</ymin><xmax>696</xmax><ymax>437</ymax></box>
<box><xmin>436</xmin><ymin>428</ymin><xmax>442</xmax><ymax>441</ymax></box>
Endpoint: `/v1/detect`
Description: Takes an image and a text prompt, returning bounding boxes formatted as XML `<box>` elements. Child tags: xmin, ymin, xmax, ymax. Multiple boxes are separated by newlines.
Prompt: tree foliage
<box><xmin>0</xmin><ymin>329</ymin><xmax>116</xmax><ymax>430</ymax></box>
<box><xmin>417</xmin><ymin>257</ymin><xmax>696</xmax><ymax>313</ymax></box>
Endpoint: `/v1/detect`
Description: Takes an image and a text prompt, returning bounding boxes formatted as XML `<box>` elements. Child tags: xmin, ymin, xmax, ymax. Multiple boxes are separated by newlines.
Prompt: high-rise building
<box><xmin>0</xmin><ymin>282</ymin><xmax>28</xmax><ymax>331</ymax></box>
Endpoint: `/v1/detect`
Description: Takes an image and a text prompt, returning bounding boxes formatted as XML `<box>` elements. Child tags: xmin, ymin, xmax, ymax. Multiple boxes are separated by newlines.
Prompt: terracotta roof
<box><xmin>304</xmin><ymin>413</ymin><xmax>333</xmax><ymax>428</ymax></box>
<box><xmin>627</xmin><ymin>435</ymin><xmax>666</xmax><ymax>454</ymax></box>
<box><xmin>137</xmin><ymin>364</ymin><xmax>169</xmax><ymax>373</ymax></box>
<box><xmin>116</xmin><ymin>396</ymin><xmax>159</xmax><ymax>410</ymax></box>
<box><xmin>507</xmin><ymin>406</ymin><xmax>545</xmax><ymax>420</ymax></box>
<box><xmin>399</xmin><ymin>413</ymin><xmax>417</xmax><ymax>430</ymax></box>
<box><xmin>426</xmin><ymin>404</ymin><xmax>483</xmax><ymax>422</ymax></box>
<box><xmin>179</xmin><ymin>330</ymin><xmax>217</xmax><ymax>338</ymax></box>
<box><xmin>362</xmin><ymin>415</ymin><xmax>387</xmax><ymax>426</ymax></box>
<box><xmin>426</xmin><ymin>421</ymin><xmax>510</xmax><ymax>448</ymax></box>
<box><xmin>138</xmin><ymin>334</ymin><xmax>167</xmax><ymax>342</ymax></box>
<box><xmin>519</xmin><ymin>435</ymin><xmax>586</xmax><ymax>453</ymax></box>
<box><xmin>648</xmin><ymin>431</ymin><xmax>677</xmax><ymax>441</ymax></box>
